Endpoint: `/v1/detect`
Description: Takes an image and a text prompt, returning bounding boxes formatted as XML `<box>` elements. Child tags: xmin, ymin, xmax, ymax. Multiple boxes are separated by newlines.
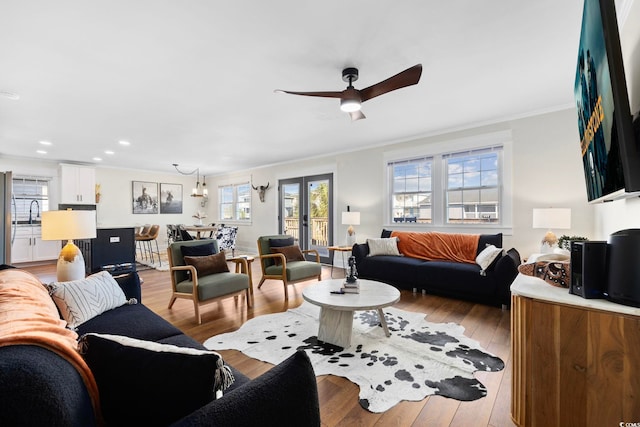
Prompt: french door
<box><xmin>278</xmin><ymin>173</ymin><xmax>333</xmax><ymax>264</ymax></box>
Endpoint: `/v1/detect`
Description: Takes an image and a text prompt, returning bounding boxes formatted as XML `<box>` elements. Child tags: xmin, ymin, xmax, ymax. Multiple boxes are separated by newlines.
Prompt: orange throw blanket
<box><xmin>0</xmin><ymin>269</ymin><xmax>100</xmax><ymax>420</ymax></box>
<box><xmin>391</xmin><ymin>231</ymin><xmax>480</xmax><ymax>264</ymax></box>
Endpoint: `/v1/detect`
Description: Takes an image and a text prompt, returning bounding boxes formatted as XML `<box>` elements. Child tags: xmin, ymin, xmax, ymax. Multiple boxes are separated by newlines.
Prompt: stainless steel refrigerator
<box><xmin>1</xmin><ymin>171</ymin><xmax>14</xmax><ymax>265</ymax></box>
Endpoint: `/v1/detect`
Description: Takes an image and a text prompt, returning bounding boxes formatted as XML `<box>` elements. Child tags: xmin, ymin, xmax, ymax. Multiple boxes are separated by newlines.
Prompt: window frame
<box><xmin>383</xmin><ymin>131</ymin><xmax>513</xmax><ymax>234</ymax></box>
<box><xmin>217</xmin><ymin>177</ymin><xmax>252</xmax><ymax>224</ymax></box>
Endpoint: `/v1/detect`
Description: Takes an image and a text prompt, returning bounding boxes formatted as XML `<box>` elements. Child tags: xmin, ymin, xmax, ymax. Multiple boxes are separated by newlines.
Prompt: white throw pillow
<box><xmin>48</xmin><ymin>271</ymin><xmax>127</xmax><ymax>328</ymax></box>
<box><xmin>476</xmin><ymin>244</ymin><xmax>503</xmax><ymax>275</ymax></box>
<box><xmin>367</xmin><ymin>237</ymin><xmax>402</xmax><ymax>256</ymax></box>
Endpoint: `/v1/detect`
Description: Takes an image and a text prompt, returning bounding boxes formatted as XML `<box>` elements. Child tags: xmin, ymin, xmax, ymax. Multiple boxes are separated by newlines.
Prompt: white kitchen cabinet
<box><xmin>11</xmin><ymin>226</ymin><xmax>60</xmax><ymax>263</ymax></box>
<box><xmin>59</xmin><ymin>164</ymin><xmax>96</xmax><ymax>204</ymax></box>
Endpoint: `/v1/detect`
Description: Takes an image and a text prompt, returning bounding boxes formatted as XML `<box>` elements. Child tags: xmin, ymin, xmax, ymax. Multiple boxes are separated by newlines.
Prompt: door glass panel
<box><xmin>279</xmin><ymin>174</ymin><xmax>333</xmax><ymax>264</ymax></box>
<box><xmin>307</xmin><ymin>178</ymin><xmax>329</xmax><ymax>259</ymax></box>
<box><xmin>281</xmin><ymin>183</ymin><xmax>300</xmax><ymax>242</ymax></box>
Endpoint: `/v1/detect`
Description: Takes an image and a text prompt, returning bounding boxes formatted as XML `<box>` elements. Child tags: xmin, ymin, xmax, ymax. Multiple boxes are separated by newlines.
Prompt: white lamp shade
<box><xmin>341</xmin><ymin>211</ymin><xmax>361</xmax><ymax>226</ymax></box>
<box><xmin>532</xmin><ymin>208</ymin><xmax>571</xmax><ymax>230</ymax></box>
<box><xmin>41</xmin><ymin>210</ymin><xmax>97</xmax><ymax>241</ymax></box>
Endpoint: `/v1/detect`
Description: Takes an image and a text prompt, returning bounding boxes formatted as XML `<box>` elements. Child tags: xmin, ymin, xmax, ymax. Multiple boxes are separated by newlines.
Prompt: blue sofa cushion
<box><xmin>0</xmin><ymin>345</ymin><xmax>96</xmax><ymax>426</ymax></box>
<box><xmin>79</xmin><ymin>333</ymin><xmax>233</xmax><ymax>426</ymax></box>
<box><xmin>172</xmin><ymin>351</ymin><xmax>320</xmax><ymax>427</ymax></box>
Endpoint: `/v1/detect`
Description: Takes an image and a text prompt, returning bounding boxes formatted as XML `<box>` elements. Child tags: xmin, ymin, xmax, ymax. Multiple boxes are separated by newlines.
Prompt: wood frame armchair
<box><xmin>256</xmin><ymin>234</ymin><xmax>322</xmax><ymax>300</ymax></box>
<box><xmin>167</xmin><ymin>240</ymin><xmax>251</xmax><ymax>324</ymax></box>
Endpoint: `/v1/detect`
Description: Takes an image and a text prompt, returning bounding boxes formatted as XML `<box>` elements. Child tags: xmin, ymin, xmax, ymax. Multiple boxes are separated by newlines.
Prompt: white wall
<box><xmin>2</xmin><ymin>110</ymin><xmax>594</xmax><ymax>260</ymax></box>
<box><xmin>592</xmin><ymin>0</ymin><xmax>640</xmax><ymax>238</ymax></box>
<box><xmin>210</xmin><ymin>107</ymin><xmax>593</xmax><ymax>258</ymax></box>
<box><xmin>0</xmin><ymin>156</ymin><xmax>211</xmax><ymax>250</ymax></box>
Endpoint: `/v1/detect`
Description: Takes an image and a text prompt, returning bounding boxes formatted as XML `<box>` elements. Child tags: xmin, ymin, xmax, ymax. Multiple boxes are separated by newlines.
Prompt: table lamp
<box><xmin>42</xmin><ymin>210</ymin><xmax>97</xmax><ymax>281</ymax></box>
<box><xmin>532</xmin><ymin>208</ymin><xmax>571</xmax><ymax>253</ymax></box>
<box><xmin>341</xmin><ymin>206</ymin><xmax>360</xmax><ymax>246</ymax></box>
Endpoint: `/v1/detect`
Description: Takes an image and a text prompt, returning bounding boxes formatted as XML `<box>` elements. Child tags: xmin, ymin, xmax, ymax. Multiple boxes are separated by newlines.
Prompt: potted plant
<box><xmin>557</xmin><ymin>235</ymin><xmax>588</xmax><ymax>251</ymax></box>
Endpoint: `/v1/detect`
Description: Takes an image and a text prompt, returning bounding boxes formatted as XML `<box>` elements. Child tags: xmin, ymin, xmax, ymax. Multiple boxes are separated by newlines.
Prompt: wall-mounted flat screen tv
<box><xmin>574</xmin><ymin>0</ymin><xmax>640</xmax><ymax>203</ymax></box>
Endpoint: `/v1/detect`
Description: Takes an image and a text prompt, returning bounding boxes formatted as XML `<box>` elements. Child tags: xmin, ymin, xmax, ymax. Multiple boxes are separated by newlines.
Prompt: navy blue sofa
<box><xmin>352</xmin><ymin>231</ymin><xmax>521</xmax><ymax>307</ymax></box>
<box><xmin>0</xmin><ymin>271</ymin><xmax>320</xmax><ymax>427</ymax></box>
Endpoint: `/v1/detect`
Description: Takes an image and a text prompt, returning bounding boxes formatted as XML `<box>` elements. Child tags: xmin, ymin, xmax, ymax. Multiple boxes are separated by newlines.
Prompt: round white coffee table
<box><xmin>302</xmin><ymin>279</ymin><xmax>400</xmax><ymax>348</ymax></box>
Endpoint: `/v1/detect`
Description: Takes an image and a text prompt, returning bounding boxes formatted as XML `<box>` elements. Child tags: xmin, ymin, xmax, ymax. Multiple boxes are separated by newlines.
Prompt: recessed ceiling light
<box><xmin>36</xmin><ymin>150</ymin><xmax>47</xmax><ymax>154</ymax></box>
<box><xmin>39</xmin><ymin>140</ymin><xmax>52</xmax><ymax>146</ymax></box>
<box><xmin>105</xmin><ymin>150</ymin><xmax>115</xmax><ymax>155</ymax></box>
<box><xmin>93</xmin><ymin>157</ymin><xmax>103</xmax><ymax>162</ymax></box>
<box><xmin>0</xmin><ymin>91</ymin><xmax>20</xmax><ymax>100</ymax></box>
<box><xmin>118</xmin><ymin>140</ymin><xmax>130</xmax><ymax>146</ymax></box>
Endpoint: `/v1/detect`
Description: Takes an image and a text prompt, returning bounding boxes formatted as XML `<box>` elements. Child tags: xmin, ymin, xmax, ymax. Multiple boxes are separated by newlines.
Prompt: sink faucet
<box><xmin>29</xmin><ymin>199</ymin><xmax>40</xmax><ymax>224</ymax></box>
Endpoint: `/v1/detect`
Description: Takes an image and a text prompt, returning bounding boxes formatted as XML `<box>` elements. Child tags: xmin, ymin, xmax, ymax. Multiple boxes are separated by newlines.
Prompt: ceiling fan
<box><xmin>275</xmin><ymin>64</ymin><xmax>422</xmax><ymax>121</ymax></box>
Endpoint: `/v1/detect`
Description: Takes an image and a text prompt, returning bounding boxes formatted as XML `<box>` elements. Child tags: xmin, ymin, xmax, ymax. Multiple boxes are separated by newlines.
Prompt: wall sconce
<box><xmin>532</xmin><ymin>208</ymin><xmax>571</xmax><ymax>253</ymax></box>
<box><xmin>173</xmin><ymin>163</ymin><xmax>208</xmax><ymax>206</ymax></box>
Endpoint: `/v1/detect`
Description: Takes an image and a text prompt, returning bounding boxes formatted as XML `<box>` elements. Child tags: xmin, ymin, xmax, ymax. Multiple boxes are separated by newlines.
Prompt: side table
<box><xmin>327</xmin><ymin>246</ymin><xmax>352</xmax><ymax>277</ymax></box>
<box><xmin>231</xmin><ymin>255</ymin><xmax>255</xmax><ymax>302</ymax></box>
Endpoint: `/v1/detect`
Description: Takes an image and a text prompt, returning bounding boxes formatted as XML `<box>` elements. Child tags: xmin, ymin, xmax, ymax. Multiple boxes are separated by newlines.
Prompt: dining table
<box><xmin>183</xmin><ymin>225</ymin><xmax>217</xmax><ymax>239</ymax></box>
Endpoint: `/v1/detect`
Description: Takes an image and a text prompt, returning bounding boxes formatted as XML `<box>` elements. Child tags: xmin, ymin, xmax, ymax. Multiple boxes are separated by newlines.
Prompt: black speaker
<box><xmin>607</xmin><ymin>229</ymin><xmax>640</xmax><ymax>307</ymax></box>
<box><xmin>570</xmin><ymin>241</ymin><xmax>608</xmax><ymax>299</ymax></box>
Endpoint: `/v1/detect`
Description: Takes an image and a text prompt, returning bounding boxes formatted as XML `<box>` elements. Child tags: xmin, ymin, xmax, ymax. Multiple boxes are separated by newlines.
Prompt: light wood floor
<box><xmin>24</xmin><ymin>261</ymin><xmax>516</xmax><ymax>427</ymax></box>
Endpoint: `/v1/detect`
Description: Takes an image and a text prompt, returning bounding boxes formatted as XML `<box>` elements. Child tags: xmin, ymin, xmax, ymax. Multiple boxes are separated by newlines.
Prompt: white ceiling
<box><xmin>0</xmin><ymin>1</ymin><xmax>608</xmax><ymax>176</ymax></box>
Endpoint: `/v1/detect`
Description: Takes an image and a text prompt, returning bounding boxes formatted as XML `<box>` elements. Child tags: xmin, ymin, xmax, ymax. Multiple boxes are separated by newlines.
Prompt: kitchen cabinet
<box><xmin>11</xmin><ymin>226</ymin><xmax>60</xmax><ymax>263</ymax></box>
<box><xmin>59</xmin><ymin>164</ymin><xmax>96</xmax><ymax>204</ymax></box>
<box><xmin>510</xmin><ymin>274</ymin><xmax>640</xmax><ymax>426</ymax></box>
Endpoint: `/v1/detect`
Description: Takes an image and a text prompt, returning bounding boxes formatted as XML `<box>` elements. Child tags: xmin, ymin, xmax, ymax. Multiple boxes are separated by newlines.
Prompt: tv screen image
<box><xmin>574</xmin><ymin>0</ymin><xmax>639</xmax><ymax>203</ymax></box>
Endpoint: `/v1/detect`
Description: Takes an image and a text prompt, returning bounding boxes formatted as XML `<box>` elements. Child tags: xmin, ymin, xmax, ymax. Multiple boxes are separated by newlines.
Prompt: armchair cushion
<box><xmin>269</xmin><ymin>237</ymin><xmax>294</xmax><ymax>248</ymax></box>
<box><xmin>79</xmin><ymin>333</ymin><xmax>234</xmax><ymax>426</ymax></box>
<box><xmin>270</xmin><ymin>245</ymin><xmax>305</xmax><ymax>266</ymax></box>
<box><xmin>180</xmin><ymin>242</ymin><xmax>215</xmax><ymax>258</ymax></box>
<box><xmin>184</xmin><ymin>252</ymin><xmax>230</xmax><ymax>278</ymax></box>
<box><xmin>176</xmin><ymin>273</ymin><xmax>249</xmax><ymax>301</ymax></box>
<box><xmin>48</xmin><ymin>271</ymin><xmax>128</xmax><ymax>329</ymax></box>
<box><xmin>265</xmin><ymin>261</ymin><xmax>321</xmax><ymax>282</ymax></box>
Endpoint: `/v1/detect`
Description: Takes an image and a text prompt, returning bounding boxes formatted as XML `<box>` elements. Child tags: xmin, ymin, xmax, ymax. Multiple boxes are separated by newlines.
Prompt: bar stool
<box><xmin>135</xmin><ymin>224</ymin><xmax>152</xmax><ymax>261</ymax></box>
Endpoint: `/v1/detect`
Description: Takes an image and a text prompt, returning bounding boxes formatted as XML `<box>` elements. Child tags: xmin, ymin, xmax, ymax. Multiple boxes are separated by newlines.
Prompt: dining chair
<box><xmin>216</xmin><ymin>226</ymin><xmax>238</xmax><ymax>257</ymax></box>
<box><xmin>256</xmin><ymin>234</ymin><xmax>322</xmax><ymax>300</ymax></box>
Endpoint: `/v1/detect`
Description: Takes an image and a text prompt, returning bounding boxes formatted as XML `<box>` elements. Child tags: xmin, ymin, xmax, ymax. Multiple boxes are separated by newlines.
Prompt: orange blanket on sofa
<box><xmin>0</xmin><ymin>268</ymin><xmax>100</xmax><ymax>419</ymax></box>
<box><xmin>391</xmin><ymin>231</ymin><xmax>480</xmax><ymax>264</ymax></box>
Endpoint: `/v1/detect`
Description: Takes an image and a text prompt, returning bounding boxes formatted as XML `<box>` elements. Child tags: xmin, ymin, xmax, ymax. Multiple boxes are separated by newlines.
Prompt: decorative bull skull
<box><xmin>252</xmin><ymin>182</ymin><xmax>270</xmax><ymax>202</ymax></box>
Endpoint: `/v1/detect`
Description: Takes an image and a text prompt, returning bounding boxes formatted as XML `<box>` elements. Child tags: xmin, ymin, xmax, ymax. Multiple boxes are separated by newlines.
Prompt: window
<box><xmin>12</xmin><ymin>176</ymin><xmax>51</xmax><ymax>224</ymax></box>
<box><xmin>218</xmin><ymin>182</ymin><xmax>251</xmax><ymax>222</ymax></box>
<box><xmin>444</xmin><ymin>148</ymin><xmax>500</xmax><ymax>224</ymax></box>
<box><xmin>385</xmin><ymin>132</ymin><xmax>511</xmax><ymax>229</ymax></box>
<box><xmin>389</xmin><ymin>157</ymin><xmax>433</xmax><ymax>223</ymax></box>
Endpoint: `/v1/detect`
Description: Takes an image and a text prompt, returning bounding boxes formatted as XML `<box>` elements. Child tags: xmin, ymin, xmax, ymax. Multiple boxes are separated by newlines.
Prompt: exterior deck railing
<box><xmin>284</xmin><ymin>217</ymin><xmax>328</xmax><ymax>246</ymax></box>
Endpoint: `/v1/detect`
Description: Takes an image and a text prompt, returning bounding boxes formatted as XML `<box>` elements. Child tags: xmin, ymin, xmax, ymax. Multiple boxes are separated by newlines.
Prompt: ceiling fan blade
<box><xmin>359</xmin><ymin>64</ymin><xmax>423</xmax><ymax>103</ymax></box>
<box><xmin>349</xmin><ymin>110</ymin><xmax>366</xmax><ymax>121</ymax></box>
<box><xmin>274</xmin><ymin>89</ymin><xmax>344</xmax><ymax>99</ymax></box>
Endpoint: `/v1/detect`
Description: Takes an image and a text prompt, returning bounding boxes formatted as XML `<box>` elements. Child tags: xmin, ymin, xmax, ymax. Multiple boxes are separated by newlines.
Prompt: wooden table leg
<box><xmin>318</xmin><ymin>307</ymin><xmax>354</xmax><ymax>348</ymax></box>
<box><xmin>377</xmin><ymin>308</ymin><xmax>391</xmax><ymax>337</ymax></box>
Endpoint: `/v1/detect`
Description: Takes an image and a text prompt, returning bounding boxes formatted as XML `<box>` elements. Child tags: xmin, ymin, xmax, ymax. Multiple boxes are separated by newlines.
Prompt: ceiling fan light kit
<box><xmin>276</xmin><ymin>64</ymin><xmax>422</xmax><ymax>121</ymax></box>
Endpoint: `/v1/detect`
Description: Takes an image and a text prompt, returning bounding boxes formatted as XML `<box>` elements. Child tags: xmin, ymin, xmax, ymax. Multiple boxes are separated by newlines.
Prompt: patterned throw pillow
<box><xmin>78</xmin><ymin>333</ymin><xmax>234</xmax><ymax>425</ymax></box>
<box><xmin>367</xmin><ymin>237</ymin><xmax>402</xmax><ymax>256</ymax></box>
<box><xmin>48</xmin><ymin>271</ymin><xmax>128</xmax><ymax>329</ymax></box>
<box><xmin>183</xmin><ymin>252</ymin><xmax>230</xmax><ymax>278</ymax></box>
<box><xmin>270</xmin><ymin>245</ymin><xmax>305</xmax><ymax>266</ymax></box>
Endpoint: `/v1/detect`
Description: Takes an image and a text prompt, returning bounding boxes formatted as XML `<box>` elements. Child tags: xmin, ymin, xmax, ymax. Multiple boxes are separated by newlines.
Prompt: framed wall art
<box><xmin>160</xmin><ymin>183</ymin><xmax>183</xmax><ymax>214</ymax></box>
<box><xmin>132</xmin><ymin>181</ymin><xmax>158</xmax><ymax>214</ymax></box>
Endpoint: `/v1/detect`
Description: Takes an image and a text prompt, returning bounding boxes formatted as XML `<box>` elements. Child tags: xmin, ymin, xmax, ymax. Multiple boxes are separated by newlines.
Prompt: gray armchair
<box><xmin>256</xmin><ymin>234</ymin><xmax>322</xmax><ymax>300</ymax></box>
<box><xmin>167</xmin><ymin>240</ymin><xmax>251</xmax><ymax>324</ymax></box>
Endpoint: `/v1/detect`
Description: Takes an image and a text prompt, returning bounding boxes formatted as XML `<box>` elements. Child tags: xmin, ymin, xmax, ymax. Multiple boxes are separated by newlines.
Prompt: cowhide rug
<box><xmin>204</xmin><ymin>302</ymin><xmax>504</xmax><ymax>413</ymax></box>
